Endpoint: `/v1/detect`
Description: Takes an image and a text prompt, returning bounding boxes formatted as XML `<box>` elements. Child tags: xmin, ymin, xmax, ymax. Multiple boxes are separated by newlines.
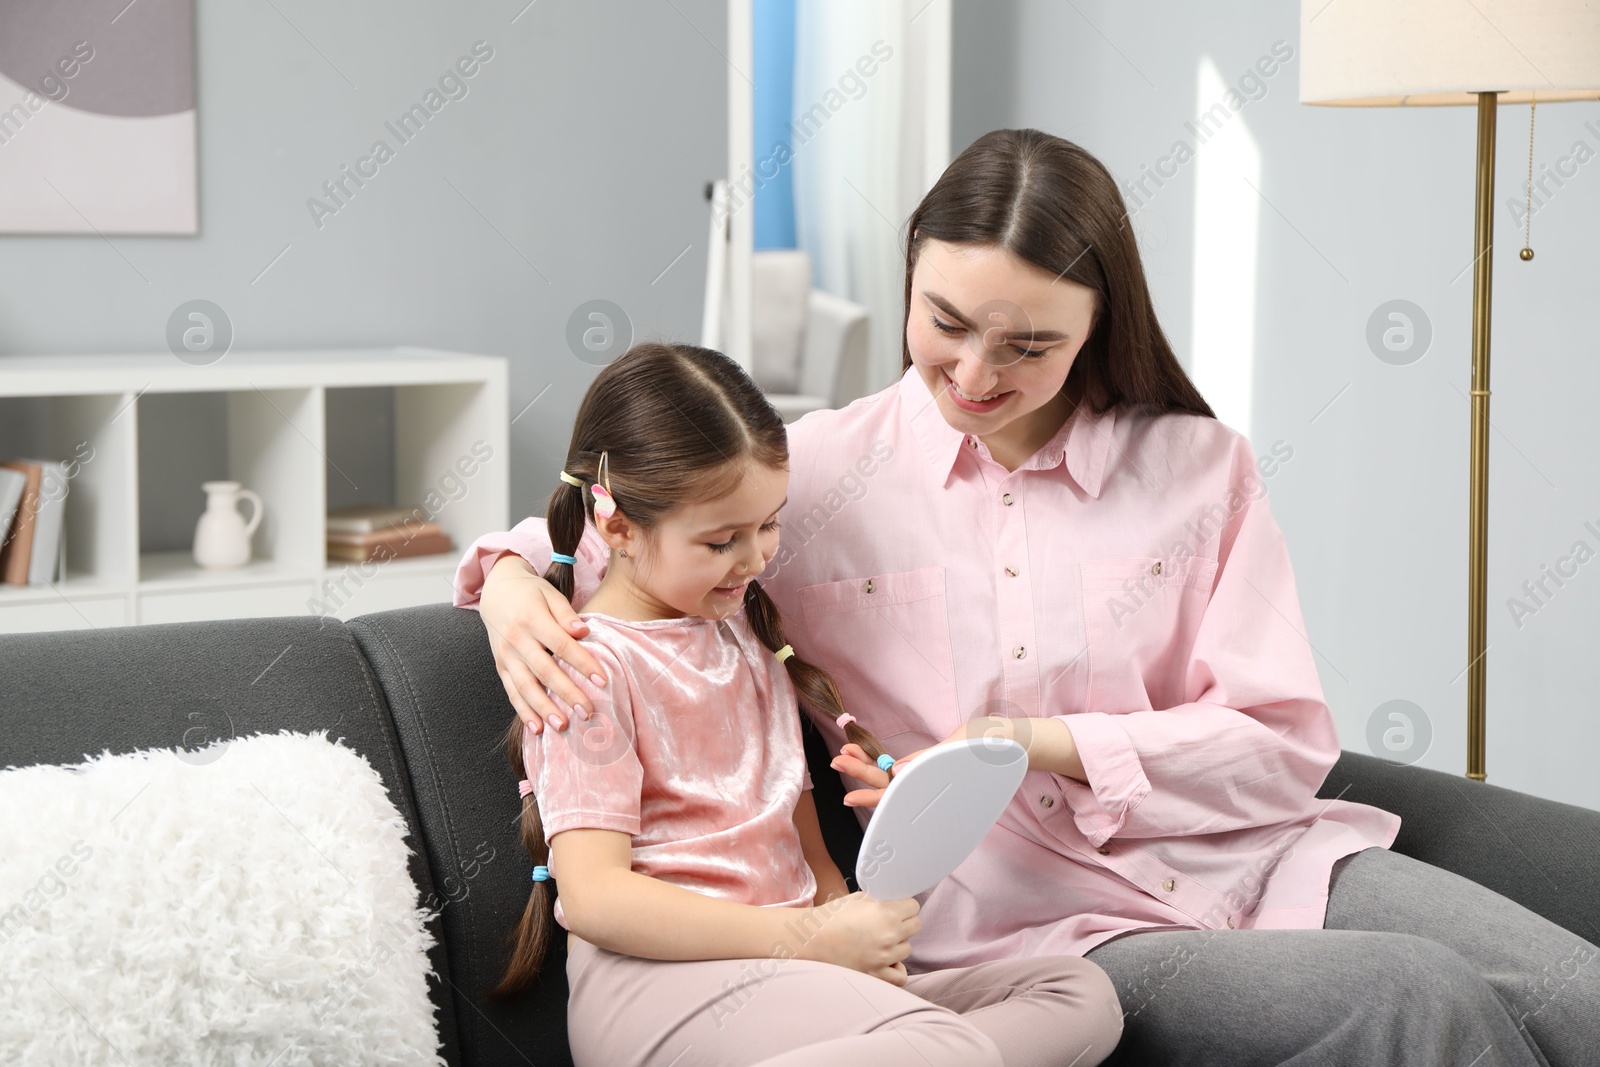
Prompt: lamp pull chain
<box><xmin>1520</xmin><ymin>98</ymin><xmax>1536</xmax><ymax>262</ymax></box>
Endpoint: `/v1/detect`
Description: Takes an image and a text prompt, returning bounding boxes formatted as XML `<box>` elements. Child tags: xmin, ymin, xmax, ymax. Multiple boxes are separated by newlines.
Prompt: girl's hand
<box><xmin>479</xmin><ymin>554</ymin><xmax>608</xmax><ymax>732</ymax></box>
<box><xmin>791</xmin><ymin>892</ymin><xmax>921</xmax><ymax>985</ymax></box>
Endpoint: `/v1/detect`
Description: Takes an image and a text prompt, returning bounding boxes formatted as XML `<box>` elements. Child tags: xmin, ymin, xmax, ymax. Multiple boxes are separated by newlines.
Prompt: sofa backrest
<box><xmin>1319</xmin><ymin>748</ymin><xmax>1600</xmax><ymax>948</ymax></box>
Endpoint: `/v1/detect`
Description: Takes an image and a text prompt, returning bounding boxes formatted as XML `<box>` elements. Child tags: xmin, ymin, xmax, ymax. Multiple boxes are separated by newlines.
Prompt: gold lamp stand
<box><xmin>1466</xmin><ymin>92</ymin><xmax>1496</xmax><ymax>782</ymax></box>
<box><xmin>1302</xmin><ymin>0</ymin><xmax>1600</xmax><ymax>782</ymax></box>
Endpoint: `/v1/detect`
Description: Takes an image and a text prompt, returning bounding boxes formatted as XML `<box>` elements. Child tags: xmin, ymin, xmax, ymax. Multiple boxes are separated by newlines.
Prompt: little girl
<box><xmin>485</xmin><ymin>342</ymin><xmax>1123</xmax><ymax>1067</ymax></box>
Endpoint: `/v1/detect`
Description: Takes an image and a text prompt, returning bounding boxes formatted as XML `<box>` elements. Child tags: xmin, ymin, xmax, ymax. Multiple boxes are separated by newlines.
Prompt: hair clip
<box><xmin>591</xmin><ymin>450</ymin><xmax>617</xmax><ymax>520</ymax></box>
<box><xmin>836</xmin><ymin>713</ymin><xmax>856</xmax><ymax>729</ymax></box>
<box><xmin>558</xmin><ymin>470</ymin><xmax>584</xmax><ymax>488</ymax></box>
<box><xmin>775</xmin><ymin>644</ymin><xmax>795</xmax><ymax>663</ymax></box>
<box><xmin>518</xmin><ymin>779</ymin><xmax>534</xmax><ymax>798</ymax></box>
<box><xmin>877</xmin><ymin>754</ymin><xmax>896</xmax><ymax>772</ymax></box>
<box><xmin>531</xmin><ymin>865</ymin><xmax>551</xmax><ymax>882</ymax></box>
<box><xmin>550</xmin><ymin>552</ymin><xmax>576</xmax><ymax>565</ymax></box>
<box><xmin>590</xmin><ymin>485</ymin><xmax>616</xmax><ymax>521</ymax></box>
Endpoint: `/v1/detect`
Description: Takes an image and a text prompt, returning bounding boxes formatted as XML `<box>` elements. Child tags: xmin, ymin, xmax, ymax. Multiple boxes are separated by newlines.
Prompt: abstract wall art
<box><xmin>0</xmin><ymin>0</ymin><xmax>197</xmax><ymax>234</ymax></box>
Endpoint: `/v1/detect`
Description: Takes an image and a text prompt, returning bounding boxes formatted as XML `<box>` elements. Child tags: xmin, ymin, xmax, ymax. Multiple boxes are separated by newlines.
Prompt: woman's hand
<box><xmin>790</xmin><ymin>892</ymin><xmax>920</xmax><ymax>986</ymax></box>
<box><xmin>830</xmin><ymin>741</ymin><xmax>923</xmax><ymax>810</ymax></box>
<box><xmin>830</xmin><ymin>715</ymin><xmax>1083</xmax><ymax>808</ymax></box>
<box><xmin>479</xmin><ymin>554</ymin><xmax>608</xmax><ymax>732</ymax></box>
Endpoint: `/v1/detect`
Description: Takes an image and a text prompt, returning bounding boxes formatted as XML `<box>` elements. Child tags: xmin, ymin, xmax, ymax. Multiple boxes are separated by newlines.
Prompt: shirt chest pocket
<box><xmin>797</xmin><ymin>565</ymin><xmax>959</xmax><ymax>744</ymax></box>
<box><xmin>1079</xmin><ymin>555</ymin><xmax>1218</xmax><ymax>712</ymax></box>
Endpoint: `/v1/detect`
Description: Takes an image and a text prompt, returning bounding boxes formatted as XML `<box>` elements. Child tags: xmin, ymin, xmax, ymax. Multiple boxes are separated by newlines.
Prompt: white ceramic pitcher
<box><xmin>193</xmin><ymin>480</ymin><xmax>264</xmax><ymax>569</ymax></box>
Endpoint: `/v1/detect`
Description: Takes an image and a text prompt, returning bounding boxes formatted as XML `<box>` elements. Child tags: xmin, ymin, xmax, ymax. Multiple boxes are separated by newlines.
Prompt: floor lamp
<box><xmin>1299</xmin><ymin>0</ymin><xmax>1600</xmax><ymax>782</ymax></box>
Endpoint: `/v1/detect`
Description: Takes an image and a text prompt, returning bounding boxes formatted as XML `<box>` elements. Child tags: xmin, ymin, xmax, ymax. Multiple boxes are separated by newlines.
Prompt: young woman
<box><xmin>485</xmin><ymin>341</ymin><xmax>1123</xmax><ymax>1067</ymax></box>
<box><xmin>459</xmin><ymin>130</ymin><xmax>1599</xmax><ymax>1065</ymax></box>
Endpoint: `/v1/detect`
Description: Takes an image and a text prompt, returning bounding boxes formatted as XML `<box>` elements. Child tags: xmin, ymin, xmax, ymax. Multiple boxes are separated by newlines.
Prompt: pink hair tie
<box><xmin>836</xmin><ymin>713</ymin><xmax>856</xmax><ymax>729</ymax></box>
<box><xmin>518</xmin><ymin>779</ymin><xmax>534</xmax><ymax>798</ymax></box>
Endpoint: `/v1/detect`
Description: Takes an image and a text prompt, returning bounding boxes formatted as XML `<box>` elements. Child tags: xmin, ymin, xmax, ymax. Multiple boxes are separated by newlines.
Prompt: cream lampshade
<box><xmin>1299</xmin><ymin>0</ymin><xmax>1600</xmax><ymax>782</ymax></box>
<box><xmin>1302</xmin><ymin>0</ymin><xmax>1600</xmax><ymax>106</ymax></box>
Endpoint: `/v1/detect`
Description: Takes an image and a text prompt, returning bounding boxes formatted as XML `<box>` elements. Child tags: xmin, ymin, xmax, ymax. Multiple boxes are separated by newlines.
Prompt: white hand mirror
<box><xmin>854</xmin><ymin>736</ymin><xmax>1029</xmax><ymax>900</ymax></box>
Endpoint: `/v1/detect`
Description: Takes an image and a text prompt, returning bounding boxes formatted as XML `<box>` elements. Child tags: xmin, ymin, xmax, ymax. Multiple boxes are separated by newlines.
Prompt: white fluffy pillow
<box><xmin>0</xmin><ymin>729</ymin><xmax>444</xmax><ymax>1066</ymax></box>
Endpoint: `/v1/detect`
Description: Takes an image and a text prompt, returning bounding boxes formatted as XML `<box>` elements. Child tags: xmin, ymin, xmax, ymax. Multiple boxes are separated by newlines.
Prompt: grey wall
<box><xmin>8</xmin><ymin>0</ymin><xmax>1594</xmax><ymax>811</ymax></box>
<box><xmin>0</xmin><ymin>0</ymin><xmax>726</xmax><ymax>533</ymax></box>
<box><xmin>953</xmin><ymin>0</ymin><xmax>1600</xmax><ymax>811</ymax></box>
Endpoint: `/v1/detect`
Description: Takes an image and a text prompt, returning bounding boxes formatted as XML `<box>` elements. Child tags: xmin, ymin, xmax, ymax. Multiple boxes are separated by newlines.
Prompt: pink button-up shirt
<box><xmin>455</xmin><ymin>366</ymin><xmax>1401</xmax><ymax>970</ymax></box>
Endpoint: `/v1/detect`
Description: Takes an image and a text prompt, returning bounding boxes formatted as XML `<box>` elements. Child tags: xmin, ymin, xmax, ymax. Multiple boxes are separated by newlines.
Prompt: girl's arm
<box><xmin>552</xmin><ymin>828</ymin><xmax>904</xmax><ymax>973</ymax></box>
<box><xmin>792</xmin><ymin>789</ymin><xmax>850</xmax><ymax>904</ymax></box>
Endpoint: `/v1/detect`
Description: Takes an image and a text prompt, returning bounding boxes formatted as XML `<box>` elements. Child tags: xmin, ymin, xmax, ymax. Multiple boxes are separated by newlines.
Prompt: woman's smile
<box><xmin>943</xmin><ymin>369</ymin><xmax>1012</xmax><ymax>412</ymax></box>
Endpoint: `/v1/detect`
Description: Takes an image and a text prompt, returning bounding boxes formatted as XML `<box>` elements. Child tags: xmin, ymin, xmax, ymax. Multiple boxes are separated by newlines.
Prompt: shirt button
<box><xmin>1002</xmin><ymin>493</ymin><xmax>1014</xmax><ymax>506</ymax></box>
<box><xmin>1162</xmin><ymin>878</ymin><xmax>1176</xmax><ymax>892</ymax></box>
<box><xmin>1227</xmin><ymin>916</ymin><xmax>1236</xmax><ymax>928</ymax></box>
<box><xmin>1151</xmin><ymin>561</ymin><xmax>1162</xmax><ymax>576</ymax></box>
<box><xmin>1004</xmin><ymin>565</ymin><xmax>1018</xmax><ymax>577</ymax></box>
<box><xmin>1013</xmin><ymin>645</ymin><xmax>1027</xmax><ymax>659</ymax></box>
<box><xmin>863</xmin><ymin>579</ymin><xmax>875</xmax><ymax>594</ymax></box>
<box><xmin>1039</xmin><ymin>795</ymin><xmax>1055</xmax><ymax>809</ymax></box>
<box><xmin>1097</xmin><ymin>846</ymin><xmax>1110</xmax><ymax>855</ymax></box>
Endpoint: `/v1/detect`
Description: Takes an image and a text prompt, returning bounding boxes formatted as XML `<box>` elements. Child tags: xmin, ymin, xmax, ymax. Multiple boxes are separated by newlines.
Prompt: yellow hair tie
<box><xmin>775</xmin><ymin>644</ymin><xmax>795</xmax><ymax>663</ymax></box>
<box><xmin>558</xmin><ymin>470</ymin><xmax>584</xmax><ymax>488</ymax></box>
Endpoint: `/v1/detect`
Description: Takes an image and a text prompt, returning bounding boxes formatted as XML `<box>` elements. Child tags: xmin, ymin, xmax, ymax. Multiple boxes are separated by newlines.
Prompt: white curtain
<box><xmin>791</xmin><ymin>0</ymin><xmax>951</xmax><ymax>398</ymax></box>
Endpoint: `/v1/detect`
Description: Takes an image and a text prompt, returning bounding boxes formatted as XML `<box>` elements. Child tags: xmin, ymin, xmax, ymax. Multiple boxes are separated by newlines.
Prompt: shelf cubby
<box><xmin>0</xmin><ymin>349</ymin><xmax>507</xmax><ymax>634</ymax></box>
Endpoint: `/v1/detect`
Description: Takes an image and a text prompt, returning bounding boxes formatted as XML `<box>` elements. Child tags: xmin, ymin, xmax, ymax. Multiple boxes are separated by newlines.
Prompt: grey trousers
<box><xmin>1082</xmin><ymin>845</ymin><xmax>1600</xmax><ymax>1066</ymax></box>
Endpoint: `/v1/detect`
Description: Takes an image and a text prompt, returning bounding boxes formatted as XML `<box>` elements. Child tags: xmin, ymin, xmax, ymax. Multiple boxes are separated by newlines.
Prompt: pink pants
<box><xmin>565</xmin><ymin>934</ymin><xmax>1124</xmax><ymax>1067</ymax></box>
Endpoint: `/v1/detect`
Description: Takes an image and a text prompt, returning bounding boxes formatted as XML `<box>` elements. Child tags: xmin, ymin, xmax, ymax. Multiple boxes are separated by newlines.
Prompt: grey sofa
<box><xmin>5</xmin><ymin>602</ymin><xmax>1598</xmax><ymax>1065</ymax></box>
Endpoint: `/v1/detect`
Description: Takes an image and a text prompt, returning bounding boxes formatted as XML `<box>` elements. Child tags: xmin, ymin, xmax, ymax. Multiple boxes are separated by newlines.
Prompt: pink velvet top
<box><xmin>521</xmin><ymin>610</ymin><xmax>817</xmax><ymax>931</ymax></box>
<box><xmin>463</xmin><ymin>366</ymin><xmax>1402</xmax><ymax>971</ymax></box>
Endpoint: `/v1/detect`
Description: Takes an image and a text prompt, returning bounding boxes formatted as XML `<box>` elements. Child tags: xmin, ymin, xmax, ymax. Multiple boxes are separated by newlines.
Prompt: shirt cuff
<box><xmin>544</xmin><ymin>812</ymin><xmax>641</xmax><ymax>839</ymax></box>
<box><xmin>451</xmin><ymin>519</ymin><xmax>555</xmax><ymax>609</ymax></box>
<box><xmin>1052</xmin><ymin>711</ymin><xmax>1152</xmax><ymax>847</ymax></box>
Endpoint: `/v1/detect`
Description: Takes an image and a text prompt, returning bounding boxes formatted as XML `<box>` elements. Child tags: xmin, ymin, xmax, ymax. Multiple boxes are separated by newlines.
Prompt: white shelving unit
<box><xmin>0</xmin><ymin>348</ymin><xmax>508</xmax><ymax>634</ymax></box>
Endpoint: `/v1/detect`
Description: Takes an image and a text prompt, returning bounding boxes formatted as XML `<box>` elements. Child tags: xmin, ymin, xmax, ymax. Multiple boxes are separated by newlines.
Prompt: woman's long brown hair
<box><xmin>902</xmin><ymin>127</ymin><xmax>1215</xmax><ymax>421</ymax></box>
<box><xmin>487</xmin><ymin>341</ymin><xmax>890</xmax><ymax>1002</ymax></box>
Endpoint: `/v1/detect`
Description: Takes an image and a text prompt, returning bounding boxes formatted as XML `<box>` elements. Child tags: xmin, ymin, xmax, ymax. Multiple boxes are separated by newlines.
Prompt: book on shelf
<box><xmin>326</xmin><ymin>529</ymin><xmax>454</xmax><ymax>563</ymax></box>
<box><xmin>326</xmin><ymin>504</ymin><xmax>431</xmax><ymax>535</ymax></box>
<box><xmin>0</xmin><ymin>468</ymin><xmax>25</xmax><ymax>569</ymax></box>
<box><xmin>325</xmin><ymin>520</ymin><xmax>444</xmax><ymax>547</ymax></box>
<box><xmin>0</xmin><ymin>458</ymin><xmax>68</xmax><ymax>586</ymax></box>
<box><xmin>325</xmin><ymin>502</ymin><xmax>452</xmax><ymax>564</ymax></box>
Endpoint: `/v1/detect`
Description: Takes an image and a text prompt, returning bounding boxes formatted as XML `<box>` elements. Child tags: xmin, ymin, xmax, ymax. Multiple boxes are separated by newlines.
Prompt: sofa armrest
<box><xmin>799</xmin><ymin>289</ymin><xmax>870</xmax><ymax>409</ymax></box>
<box><xmin>1320</xmin><ymin>750</ymin><xmax>1600</xmax><ymax>945</ymax></box>
<box><xmin>765</xmin><ymin>393</ymin><xmax>833</xmax><ymax>425</ymax></box>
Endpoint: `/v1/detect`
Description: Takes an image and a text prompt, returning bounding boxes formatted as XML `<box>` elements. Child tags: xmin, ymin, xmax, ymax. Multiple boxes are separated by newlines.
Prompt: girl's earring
<box><xmin>619</xmin><ymin>548</ymin><xmax>628</xmax><ymax>558</ymax></box>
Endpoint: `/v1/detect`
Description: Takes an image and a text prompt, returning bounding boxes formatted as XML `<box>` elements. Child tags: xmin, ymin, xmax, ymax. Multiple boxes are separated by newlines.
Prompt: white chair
<box><xmin>748</xmin><ymin>249</ymin><xmax>871</xmax><ymax>423</ymax></box>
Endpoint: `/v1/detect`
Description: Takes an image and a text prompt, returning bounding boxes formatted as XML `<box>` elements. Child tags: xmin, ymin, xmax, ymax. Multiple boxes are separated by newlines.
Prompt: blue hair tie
<box><xmin>877</xmin><ymin>754</ymin><xmax>895</xmax><ymax>772</ymax></box>
<box><xmin>549</xmin><ymin>553</ymin><xmax>576</xmax><ymax>565</ymax></box>
<box><xmin>531</xmin><ymin>865</ymin><xmax>551</xmax><ymax>883</ymax></box>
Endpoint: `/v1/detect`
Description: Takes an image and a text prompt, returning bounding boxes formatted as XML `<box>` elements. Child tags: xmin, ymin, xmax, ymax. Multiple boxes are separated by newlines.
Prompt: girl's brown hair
<box><xmin>488</xmin><ymin>341</ymin><xmax>890</xmax><ymax>1001</ymax></box>
<box><xmin>903</xmin><ymin>127</ymin><xmax>1215</xmax><ymax>421</ymax></box>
